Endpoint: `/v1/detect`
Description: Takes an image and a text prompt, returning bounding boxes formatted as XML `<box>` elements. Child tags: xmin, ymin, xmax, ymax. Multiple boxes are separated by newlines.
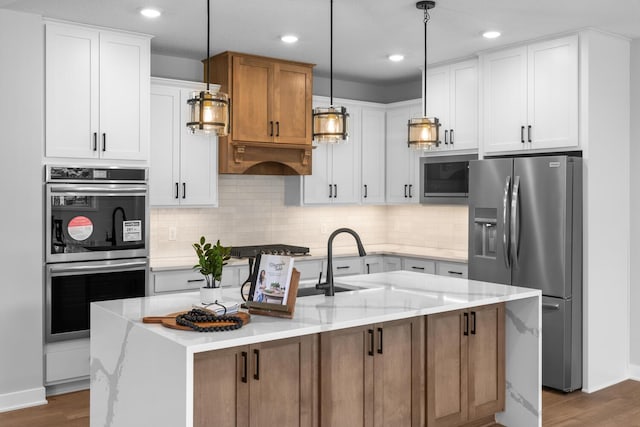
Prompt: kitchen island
<box><xmin>90</xmin><ymin>271</ymin><xmax>541</xmax><ymax>427</ymax></box>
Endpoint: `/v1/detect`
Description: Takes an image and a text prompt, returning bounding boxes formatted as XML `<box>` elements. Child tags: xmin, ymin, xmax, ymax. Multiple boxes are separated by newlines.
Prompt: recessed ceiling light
<box><xmin>140</xmin><ymin>8</ymin><xmax>162</xmax><ymax>18</ymax></box>
<box><xmin>281</xmin><ymin>35</ymin><xmax>299</xmax><ymax>44</ymax></box>
<box><xmin>388</xmin><ymin>54</ymin><xmax>405</xmax><ymax>62</ymax></box>
<box><xmin>482</xmin><ymin>31</ymin><xmax>501</xmax><ymax>39</ymax></box>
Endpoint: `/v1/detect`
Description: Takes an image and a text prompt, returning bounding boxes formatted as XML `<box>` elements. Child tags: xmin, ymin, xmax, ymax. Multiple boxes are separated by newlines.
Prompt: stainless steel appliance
<box><xmin>45</xmin><ymin>166</ymin><xmax>149</xmax><ymax>342</ymax></box>
<box><xmin>468</xmin><ymin>155</ymin><xmax>582</xmax><ymax>392</ymax></box>
<box><xmin>420</xmin><ymin>154</ymin><xmax>476</xmax><ymax>204</ymax></box>
<box><xmin>230</xmin><ymin>244</ymin><xmax>310</xmax><ymax>258</ymax></box>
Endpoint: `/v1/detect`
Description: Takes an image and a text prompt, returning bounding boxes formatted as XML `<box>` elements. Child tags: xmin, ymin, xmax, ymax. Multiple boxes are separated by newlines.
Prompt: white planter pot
<box><xmin>200</xmin><ymin>287</ymin><xmax>223</xmax><ymax>304</ymax></box>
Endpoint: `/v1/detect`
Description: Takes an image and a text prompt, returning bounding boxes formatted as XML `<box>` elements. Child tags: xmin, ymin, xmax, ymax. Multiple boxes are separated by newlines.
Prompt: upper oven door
<box><xmin>46</xmin><ymin>183</ymin><xmax>149</xmax><ymax>262</ymax></box>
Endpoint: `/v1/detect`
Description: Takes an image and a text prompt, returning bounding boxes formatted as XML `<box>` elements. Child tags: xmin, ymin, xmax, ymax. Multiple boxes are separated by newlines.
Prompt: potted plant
<box><xmin>193</xmin><ymin>236</ymin><xmax>231</xmax><ymax>304</ymax></box>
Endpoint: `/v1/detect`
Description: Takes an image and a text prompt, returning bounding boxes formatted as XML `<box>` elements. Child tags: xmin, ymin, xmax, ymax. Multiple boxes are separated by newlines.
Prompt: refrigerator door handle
<box><xmin>502</xmin><ymin>176</ymin><xmax>511</xmax><ymax>269</ymax></box>
<box><xmin>511</xmin><ymin>175</ymin><xmax>521</xmax><ymax>267</ymax></box>
<box><xmin>542</xmin><ymin>302</ymin><xmax>561</xmax><ymax>310</ymax></box>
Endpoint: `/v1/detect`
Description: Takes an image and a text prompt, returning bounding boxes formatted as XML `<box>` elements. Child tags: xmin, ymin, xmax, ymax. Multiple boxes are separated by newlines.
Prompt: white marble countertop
<box><xmin>93</xmin><ymin>270</ymin><xmax>539</xmax><ymax>354</ymax></box>
<box><xmin>149</xmin><ymin>244</ymin><xmax>468</xmax><ymax>271</ymax></box>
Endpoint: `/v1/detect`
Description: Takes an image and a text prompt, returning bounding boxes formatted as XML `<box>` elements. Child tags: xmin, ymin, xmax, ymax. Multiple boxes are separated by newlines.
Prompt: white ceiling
<box><xmin>3</xmin><ymin>0</ymin><xmax>640</xmax><ymax>84</ymax></box>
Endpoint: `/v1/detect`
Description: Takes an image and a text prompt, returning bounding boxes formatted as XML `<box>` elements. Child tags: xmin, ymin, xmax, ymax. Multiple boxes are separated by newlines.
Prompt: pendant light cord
<box><xmin>206</xmin><ymin>0</ymin><xmax>210</xmax><ymax>92</ymax></box>
<box><xmin>330</xmin><ymin>0</ymin><xmax>334</xmax><ymax>106</ymax></box>
<box><xmin>423</xmin><ymin>8</ymin><xmax>430</xmax><ymax>117</ymax></box>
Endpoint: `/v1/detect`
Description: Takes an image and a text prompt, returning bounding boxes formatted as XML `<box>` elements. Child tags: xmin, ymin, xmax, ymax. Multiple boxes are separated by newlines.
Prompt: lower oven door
<box><xmin>46</xmin><ymin>258</ymin><xmax>148</xmax><ymax>342</ymax></box>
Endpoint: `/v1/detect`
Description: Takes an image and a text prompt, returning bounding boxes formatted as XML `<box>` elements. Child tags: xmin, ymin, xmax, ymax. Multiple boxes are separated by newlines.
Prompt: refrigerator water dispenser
<box><xmin>473</xmin><ymin>209</ymin><xmax>497</xmax><ymax>258</ymax></box>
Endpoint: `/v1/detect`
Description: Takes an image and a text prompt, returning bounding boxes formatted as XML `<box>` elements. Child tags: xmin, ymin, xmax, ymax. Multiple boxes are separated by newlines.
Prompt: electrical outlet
<box><xmin>168</xmin><ymin>226</ymin><xmax>177</xmax><ymax>241</ymax></box>
<box><xmin>321</xmin><ymin>223</ymin><xmax>329</xmax><ymax>234</ymax></box>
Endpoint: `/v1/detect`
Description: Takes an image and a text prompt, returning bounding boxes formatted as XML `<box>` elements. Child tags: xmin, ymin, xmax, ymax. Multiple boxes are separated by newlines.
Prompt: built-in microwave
<box><xmin>419</xmin><ymin>154</ymin><xmax>477</xmax><ymax>204</ymax></box>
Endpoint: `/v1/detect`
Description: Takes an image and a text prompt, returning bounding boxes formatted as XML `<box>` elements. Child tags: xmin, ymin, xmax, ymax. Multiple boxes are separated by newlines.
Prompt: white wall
<box><xmin>0</xmin><ymin>10</ymin><xmax>46</xmax><ymax>411</ymax></box>
<box><xmin>151</xmin><ymin>53</ymin><xmax>203</xmax><ymax>82</ymax></box>
<box><xmin>580</xmin><ymin>30</ymin><xmax>631</xmax><ymax>392</ymax></box>
<box><xmin>629</xmin><ymin>39</ymin><xmax>640</xmax><ymax>378</ymax></box>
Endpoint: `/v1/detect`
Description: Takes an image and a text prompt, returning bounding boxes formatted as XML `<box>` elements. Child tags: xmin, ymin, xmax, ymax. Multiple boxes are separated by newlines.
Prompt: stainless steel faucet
<box><xmin>319</xmin><ymin>228</ymin><xmax>367</xmax><ymax>296</ymax></box>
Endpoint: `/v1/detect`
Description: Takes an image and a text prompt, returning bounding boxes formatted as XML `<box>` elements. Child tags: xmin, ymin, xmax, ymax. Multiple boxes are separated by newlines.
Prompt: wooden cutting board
<box><xmin>142</xmin><ymin>310</ymin><xmax>250</xmax><ymax>331</ymax></box>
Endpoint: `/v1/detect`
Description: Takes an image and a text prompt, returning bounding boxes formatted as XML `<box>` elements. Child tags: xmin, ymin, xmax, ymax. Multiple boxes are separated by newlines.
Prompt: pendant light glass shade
<box><xmin>313</xmin><ymin>0</ymin><xmax>348</xmax><ymax>144</ymax></box>
<box><xmin>408</xmin><ymin>0</ymin><xmax>440</xmax><ymax>150</ymax></box>
<box><xmin>187</xmin><ymin>90</ymin><xmax>229</xmax><ymax>136</ymax></box>
<box><xmin>408</xmin><ymin>116</ymin><xmax>439</xmax><ymax>149</ymax></box>
<box><xmin>187</xmin><ymin>0</ymin><xmax>230</xmax><ymax>136</ymax></box>
<box><xmin>313</xmin><ymin>106</ymin><xmax>349</xmax><ymax>143</ymax></box>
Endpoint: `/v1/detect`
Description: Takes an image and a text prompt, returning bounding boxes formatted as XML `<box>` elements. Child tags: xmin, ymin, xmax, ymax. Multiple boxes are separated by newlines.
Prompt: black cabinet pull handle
<box><xmin>187</xmin><ymin>278</ymin><xmax>205</xmax><ymax>283</ymax></box>
<box><xmin>444</xmin><ymin>129</ymin><xmax>449</xmax><ymax>144</ymax></box>
<box><xmin>409</xmin><ymin>184</ymin><xmax>413</xmax><ymax>198</ymax></box>
<box><xmin>450</xmin><ymin>129</ymin><xmax>454</xmax><ymax>145</ymax></box>
<box><xmin>182</xmin><ymin>183</ymin><xmax>186</xmax><ymax>199</ymax></box>
<box><xmin>411</xmin><ymin>266</ymin><xmax>425</xmax><ymax>271</ymax></box>
<box><xmin>377</xmin><ymin>327</ymin><xmax>383</xmax><ymax>354</ymax></box>
<box><xmin>448</xmin><ymin>270</ymin><xmax>463</xmax><ymax>275</ymax></box>
<box><xmin>527</xmin><ymin>125</ymin><xmax>532</xmax><ymax>143</ymax></box>
<box><xmin>102</xmin><ymin>133</ymin><xmax>106</xmax><ymax>151</ymax></box>
<box><xmin>336</xmin><ymin>266</ymin><xmax>350</xmax><ymax>270</ymax></box>
<box><xmin>404</xmin><ymin>184</ymin><xmax>408</xmax><ymax>198</ymax></box>
<box><xmin>241</xmin><ymin>351</ymin><xmax>248</xmax><ymax>383</ymax></box>
<box><xmin>463</xmin><ymin>312</ymin><xmax>469</xmax><ymax>336</ymax></box>
<box><xmin>364</xmin><ymin>184</ymin><xmax>368</xmax><ymax>198</ymax></box>
<box><xmin>175</xmin><ymin>183</ymin><xmax>179</xmax><ymax>199</ymax></box>
<box><xmin>368</xmin><ymin>329</ymin><xmax>374</xmax><ymax>356</ymax></box>
<box><xmin>520</xmin><ymin>126</ymin><xmax>525</xmax><ymax>144</ymax></box>
<box><xmin>269</xmin><ymin>121</ymin><xmax>274</xmax><ymax>137</ymax></box>
<box><xmin>471</xmin><ymin>311</ymin><xmax>477</xmax><ymax>335</ymax></box>
<box><xmin>366</xmin><ymin>263</ymin><xmax>370</xmax><ymax>274</ymax></box>
<box><xmin>334</xmin><ymin>184</ymin><xmax>337</xmax><ymax>198</ymax></box>
<box><xmin>329</xmin><ymin>184</ymin><xmax>333</xmax><ymax>198</ymax></box>
<box><xmin>93</xmin><ymin>132</ymin><xmax>98</xmax><ymax>151</ymax></box>
<box><xmin>275</xmin><ymin>121</ymin><xmax>280</xmax><ymax>137</ymax></box>
<box><xmin>253</xmin><ymin>349</ymin><xmax>260</xmax><ymax>380</ymax></box>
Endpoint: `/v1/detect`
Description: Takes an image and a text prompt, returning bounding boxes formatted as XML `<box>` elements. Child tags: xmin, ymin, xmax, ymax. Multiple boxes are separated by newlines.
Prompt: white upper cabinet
<box><xmin>482</xmin><ymin>35</ymin><xmax>578</xmax><ymax>154</ymax></box>
<box><xmin>45</xmin><ymin>22</ymin><xmax>150</xmax><ymax>161</ymax></box>
<box><xmin>150</xmin><ymin>79</ymin><xmax>218</xmax><ymax>207</ymax></box>
<box><xmin>303</xmin><ymin>98</ymin><xmax>361</xmax><ymax>205</ymax></box>
<box><xmin>385</xmin><ymin>101</ymin><xmax>422</xmax><ymax>204</ymax></box>
<box><xmin>425</xmin><ymin>59</ymin><xmax>479</xmax><ymax>152</ymax></box>
<box><xmin>360</xmin><ymin>107</ymin><xmax>386</xmax><ymax>204</ymax></box>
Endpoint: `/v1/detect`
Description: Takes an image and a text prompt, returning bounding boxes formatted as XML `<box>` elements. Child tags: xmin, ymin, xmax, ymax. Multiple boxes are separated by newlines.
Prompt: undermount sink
<box><xmin>297</xmin><ymin>284</ymin><xmax>363</xmax><ymax>298</ymax></box>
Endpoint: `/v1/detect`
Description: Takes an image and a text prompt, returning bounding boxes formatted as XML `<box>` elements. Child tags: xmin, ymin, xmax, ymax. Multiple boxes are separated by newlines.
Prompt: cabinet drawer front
<box><xmin>331</xmin><ymin>258</ymin><xmax>364</xmax><ymax>277</ymax></box>
<box><xmin>46</xmin><ymin>345</ymin><xmax>90</xmax><ymax>383</ymax></box>
<box><xmin>153</xmin><ymin>270</ymin><xmax>205</xmax><ymax>293</ymax></box>
<box><xmin>437</xmin><ymin>262</ymin><xmax>468</xmax><ymax>278</ymax></box>
<box><xmin>402</xmin><ymin>258</ymin><xmax>436</xmax><ymax>274</ymax></box>
<box><xmin>293</xmin><ymin>259</ymin><xmax>324</xmax><ymax>281</ymax></box>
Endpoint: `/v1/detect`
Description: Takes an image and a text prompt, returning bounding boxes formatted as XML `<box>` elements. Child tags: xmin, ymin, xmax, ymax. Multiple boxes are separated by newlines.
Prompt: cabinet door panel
<box><xmin>374</xmin><ymin>318</ymin><xmax>424</xmax><ymax>427</ymax></box>
<box><xmin>194</xmin><ymin>347</ymin><xmax>249</xmax><ymax>427</ymax></box>
<box><xmin>320</xmin><ymin>326</ymin><xmax>374</xmax><ymax>427</ymax></box>
<box><xmin>303</xmin><ymin>142</ymin><xmax>331</xmax><ymax>204</ymax></box>
<box><xmin>468</xmin><ymin>304</ymin><xmax>505</xmax><ymax>420</ymax></box>
<box><xmin>331</xmin><ymin>104</ymin><xmax>361</xmax><ymax>204</ymax></box>
<box><xmin>232</xmin><ymin>56</ymin><xmax>272</xmax><ymax>142</ymax></box>
<box><xmin>449</xmin><ymin>60</ymin><xmax>478</xmax><ymax>151</ymax></box>
<box><xmin>45</xmin><ymin>24</ymin><xmax>99</xmax><ymax>159</ymax></box>
<box><xmin>99</xmin><ymin>32</ymin><xmax>149</xmax><ymax>160</ymax></box>
<box><xmin>426</xmin><ymin>66</ymin><xmax>451</xmax><ymax>132</ymax></box>
<box><xmin>361</xmin><ymin>108</ymin><xmax>386</xmax><ymax>204</ymax></box>
<box><xmin>427</xmin><ymin>311</ymin><xmax>468</xmax><ymax>427</ymax></box>
<box><xmin>386</xmin><ymin>104</ymin><xmax>421</xmax><ymax>204</ymax></box>
<box><xmin>482</xmin><ymin>47</ymin><xmax>528</xmax><ymax>153</ymax></box>
<box><xmin>150</xmin><ymin>87</ymin><xmax>180</xmax><ymax>206</ymax></box>
<box><xmin>275</xmin><ymin>63</ymin><xmax>312</xmax><ymax>144</ymax></box>
<box><xmin>527</xmin><ymin>36</ymin><xmax>579</xmax><ymax>150</ymax></box>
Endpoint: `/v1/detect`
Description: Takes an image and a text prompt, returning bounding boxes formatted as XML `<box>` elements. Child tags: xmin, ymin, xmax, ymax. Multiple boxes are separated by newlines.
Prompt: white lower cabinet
<box><xmin>45</xmin><ymin>339</ymin><xmax>90</xmax><ymax>385</ymax></box>
<box><xmin>436</xmin><ymin>261</ymin><xmax>468</xmax><ymax>279</ymax></box>
<box><xmin>151</xmin><ymin>265</ymin><xmax>250</xmax><ymax>296</ymax></box>
<box><xmin>326</xmin><ymin>256</ymin><xmax>365</xmax><ymax>277</ymax></box>
<box><xmin>402</xmin><ymin>257</ymin><xmax>436</xmax><ymax>274</ymax></box>
<box><xmin>383</xmin><ymin>256</ymin><xmax>402</xmax><ymax>272</ymax></box>
<box><xmin>363</xmin><ymin>256</ymin><xmax>384</xmax><ymax>274</ymax></box>
<box><xmin>150</xmin><ymin>78</ymin><xmax>218</xmax><ymax>207</ymax></box>
<box><xmin>292</xmin><ymin>259</ymin><xmax>324</xmax><ymax>281</ymax></box>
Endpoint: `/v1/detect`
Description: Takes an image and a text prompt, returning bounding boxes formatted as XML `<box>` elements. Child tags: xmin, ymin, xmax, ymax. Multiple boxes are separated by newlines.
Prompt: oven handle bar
<box><xmin>48</xmin><ymin>260</ymin><xmax>147</xmax><ymax>274</ymax></box>
<box><xmin>48</xmin><ymin>185</ymin><xmax>147</xmax><ymax>194</ymax></box>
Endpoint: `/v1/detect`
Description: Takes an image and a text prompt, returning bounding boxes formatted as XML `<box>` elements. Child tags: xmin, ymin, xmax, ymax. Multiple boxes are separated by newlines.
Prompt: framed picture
<box><xmin>246</xmin><ymin>254</ymin><xmax>300</xmax><ymax>318</ymax></box>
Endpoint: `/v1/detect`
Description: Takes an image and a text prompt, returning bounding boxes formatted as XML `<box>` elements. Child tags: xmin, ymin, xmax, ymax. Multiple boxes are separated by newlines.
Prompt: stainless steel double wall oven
<box><xmin>45</xmin><ymin>166</ymin><xmax>149</xmax><ymax>342</ymax></box>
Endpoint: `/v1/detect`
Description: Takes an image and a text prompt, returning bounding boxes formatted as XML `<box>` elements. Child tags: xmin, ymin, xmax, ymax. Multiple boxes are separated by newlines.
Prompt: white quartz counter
<box><xmin>149</xmin><ymin>244</ymin><xmax>467</xmax><ymax>271</ymax></box>
<box><xmin>91</xmin><ymin>271</ymin><xmax>541</xmax><ymax>427</ymax></box>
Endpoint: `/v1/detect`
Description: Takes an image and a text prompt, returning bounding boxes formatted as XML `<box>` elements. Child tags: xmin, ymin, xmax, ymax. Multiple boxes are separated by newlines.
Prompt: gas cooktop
<box><xmin>230</xmin><ymin>244</ymin><xmax>310</xmax><ymax>258</ymax></box>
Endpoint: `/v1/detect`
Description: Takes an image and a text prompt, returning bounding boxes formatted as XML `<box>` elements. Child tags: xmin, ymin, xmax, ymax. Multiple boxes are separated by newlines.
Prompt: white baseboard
<box><xmin>582</xmin><ymin>374</ymin><xmax>631</xmax><ymax>393</ymax></box>
<box><xmin>629</xmin><ymin>363</ymin><xmax>640</xmax><ymax>381</ymax></box>
<box><xmin>46</xmin><ymin>378</ymin><xmax>89</xmax><ymax>396</ymax></box>
<box><xmin>0</xmin><ymin>387</ymin><xmax>47</xmax><ymax>413</ymax></box>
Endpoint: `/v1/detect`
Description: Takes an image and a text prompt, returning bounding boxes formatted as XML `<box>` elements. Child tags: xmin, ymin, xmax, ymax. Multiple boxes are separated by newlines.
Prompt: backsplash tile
<box><xmin>150</xmin><ymin>175</ymin><xmax>468</xmax><ymax>259</ymax></box>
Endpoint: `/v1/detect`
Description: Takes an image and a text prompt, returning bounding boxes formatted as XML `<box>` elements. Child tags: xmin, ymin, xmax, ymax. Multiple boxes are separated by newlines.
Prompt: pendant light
<box><xmin>408</xmin><ymin>1</ymin><xmax>440</xmax><ymax>149</ymax></box>
<box><xmin>312</xmin><ymin>0</ymin><xmax>349</xmax><ymax>143</ymax></box>
<box><xmin>186</xmin><ymin>0</ymin><xmax>230</xmax><ymax>136</ymax></box>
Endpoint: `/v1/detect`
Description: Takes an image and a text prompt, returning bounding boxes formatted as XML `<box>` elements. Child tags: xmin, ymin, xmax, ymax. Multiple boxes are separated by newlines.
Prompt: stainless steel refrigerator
<box><xmin>468</xmin><ymin>155</ymin><xmax>582</xmax><ymax>392</ymax></box>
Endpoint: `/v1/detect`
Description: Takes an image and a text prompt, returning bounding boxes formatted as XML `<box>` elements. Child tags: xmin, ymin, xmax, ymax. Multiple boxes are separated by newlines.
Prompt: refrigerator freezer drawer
<box><xmin>541</xmin><ymin>296</ymin><xmax>581</xmax><ymax>391</ymax></box>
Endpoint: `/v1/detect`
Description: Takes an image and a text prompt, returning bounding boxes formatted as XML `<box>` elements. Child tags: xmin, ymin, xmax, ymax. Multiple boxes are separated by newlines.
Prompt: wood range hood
<box><xmin>206</xmin><ymin>51</ymin><xmax>315</xmax><ymax>175</ymax></box>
